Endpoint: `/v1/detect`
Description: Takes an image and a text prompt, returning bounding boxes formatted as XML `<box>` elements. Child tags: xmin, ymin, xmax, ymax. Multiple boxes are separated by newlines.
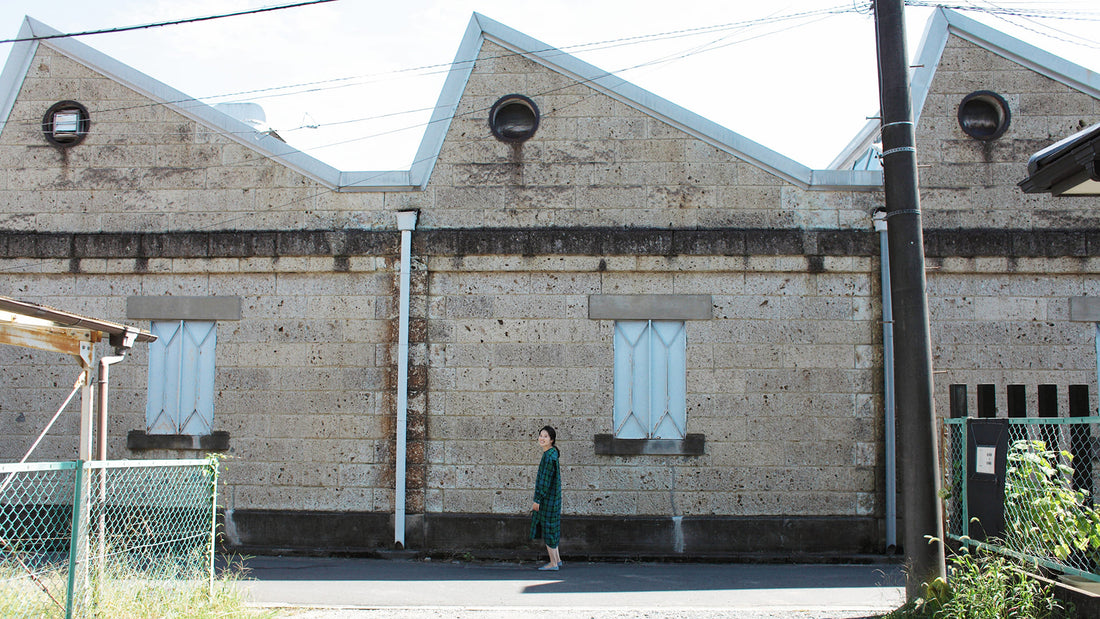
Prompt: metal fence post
<box><xmin>948</xmin><ymin>386</ymin><xmax>968</xmax><ymax>539</ymax></box>
<box><xmin>65</xmin><ymin>460</ymin><xmax>86</xmax><ymax>619</ymax></box>
<box><xmin>207</xmin><ymin>457</ymin><xmax>219</xmax><ymax>597</ymax></box>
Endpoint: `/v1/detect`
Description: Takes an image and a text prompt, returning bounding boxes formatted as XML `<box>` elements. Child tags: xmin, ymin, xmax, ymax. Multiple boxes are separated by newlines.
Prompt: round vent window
<box><xmin>489</xmin><ymin>94</ymin><xmax>539</xmax><ymax>143</ymax></box>
<box><xmin>957</xmin><ymin>91</ymin><xmax>1010</xmax><ymax>140</ymax></box>
<box><xmin>42</xmin><ymin>100</ymin><xmax>90</xmax><ymax>146</ymax></box>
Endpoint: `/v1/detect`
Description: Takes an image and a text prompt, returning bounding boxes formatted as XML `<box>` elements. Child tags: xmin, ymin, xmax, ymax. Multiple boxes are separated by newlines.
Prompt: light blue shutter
<box><xmin>649</xmin><ymin>321</ymin><xmax>686</xmax><ymax>439</ymax></box>
<box><xmin>146</xmin><ymin>320</ymin><xmax>216</xmax><ymax>434</ymax></box>
<box><xmin>613</xmin><ymin>320</ymin><xmax>687</xmax><ymax>439</ymax></box>
<box><xmin>613</xmin><ymin>321</ymin><xmax>649</xmax><ymax>439</ymax></box>
<box><xmin>146</xmin><ymin>321</ymin><xmax>182</xmax><ymax>434</ymax></box>
<box><xmin>179</xmin><ymin>321</ymin><xmax>216</xmax><ymax>435</ymax></box>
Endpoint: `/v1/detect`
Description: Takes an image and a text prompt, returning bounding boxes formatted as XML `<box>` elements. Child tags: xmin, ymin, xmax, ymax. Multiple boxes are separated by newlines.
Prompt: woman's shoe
<box><xmin>538</xmin><ymin>563</ymin><xmax>559</xmax><ymax>571</ymax></box>
<box><xmin>557</xmin><ymin>561</ymin><xmax>564</xmax><ymax>568</ymax></box>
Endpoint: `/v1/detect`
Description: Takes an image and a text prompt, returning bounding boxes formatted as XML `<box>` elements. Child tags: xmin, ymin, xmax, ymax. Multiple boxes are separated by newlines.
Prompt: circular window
<box><xmin>42</xmin><ymin>100</ymin><xmax>90</xmax><ymax>146</ymax></box>
<box><xmin>489</xmin><ymin>94</ymin><xmax>539</xmax><ymax>143</ymax></box>
<box><xmin>957</xmin><ymin>91</ymin><xmax>1010</xmax><ymax>141</ymax></box>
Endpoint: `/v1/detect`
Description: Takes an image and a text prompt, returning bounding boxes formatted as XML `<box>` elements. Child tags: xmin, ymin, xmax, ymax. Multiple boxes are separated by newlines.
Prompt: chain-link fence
<box><xmin>0</xmin><ymin>458</ymin><xmax>218</xmax><ymax>618</ymax></box>
<box><xmin>944</xmin><ymin>417</ymin><xmax>1100</xmax><ymax>581</ymax></box>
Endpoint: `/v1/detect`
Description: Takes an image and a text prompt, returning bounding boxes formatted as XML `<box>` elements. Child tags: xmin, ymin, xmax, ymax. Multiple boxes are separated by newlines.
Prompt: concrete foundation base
<box><xmin>223</xmin><ymin>510</ymin><xmax>884</xmax><ymax>561</ymax></box>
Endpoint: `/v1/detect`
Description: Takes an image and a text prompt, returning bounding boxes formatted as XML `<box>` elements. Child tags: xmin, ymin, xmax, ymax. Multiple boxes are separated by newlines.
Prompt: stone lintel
<box><xmin>127</xmin><ymin>296</ymin><xmax>242</xmax><ymax>321</ymax></box>
<box><xmin>588</xmin><ymin>295</ymin><xmax>712</xmax><ymax>320</ymax></box>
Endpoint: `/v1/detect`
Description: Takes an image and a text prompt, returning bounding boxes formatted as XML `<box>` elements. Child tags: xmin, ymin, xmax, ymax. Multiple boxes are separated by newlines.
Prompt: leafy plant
<box><xmin>1004</xmin><ymin>439</ymin><xmax>1100</xmax><ymax>564</ymax></box>
<box><xmin>883</xmin><ymin>544</ymin><xmax>1072</xmax><ymax>619</ymax></box>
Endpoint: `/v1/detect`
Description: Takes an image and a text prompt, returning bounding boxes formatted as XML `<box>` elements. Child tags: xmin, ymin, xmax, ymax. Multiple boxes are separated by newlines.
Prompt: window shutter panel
<box><xmin>650</xmin><ymin>321</ymin><xmax>686</xmax><ymax>439</ymax></box>
<box><xmin>146</xmin><ymin>321</ymin><xmax>183</xmax><ymax>434</ymax></box>
<box><xmin>178</xmin><ymin>321</ymin><xmax>216</xmax><ymax>435</ymax></box>
<box><xmin>613</xmin><ymin>321</ymin><xmax>649</xmax><ymax>439</ymax></box>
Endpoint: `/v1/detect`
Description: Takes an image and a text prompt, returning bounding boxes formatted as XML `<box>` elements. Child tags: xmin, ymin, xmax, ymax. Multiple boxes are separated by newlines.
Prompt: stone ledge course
<box><xmin>2</xmin><ymin>227</ymin><xmax>1099</xmax><ymax>260</ymax></box>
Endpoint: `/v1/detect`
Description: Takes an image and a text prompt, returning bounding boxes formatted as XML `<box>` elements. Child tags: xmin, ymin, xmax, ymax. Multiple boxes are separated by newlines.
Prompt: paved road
<box><xmin>240</xmin><ymin>555</ymin><xmax>906</xmax><ymax>619</ymax></box>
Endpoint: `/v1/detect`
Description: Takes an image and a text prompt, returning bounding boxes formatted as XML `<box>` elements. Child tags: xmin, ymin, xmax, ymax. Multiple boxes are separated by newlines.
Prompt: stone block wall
<box><xmin>0</xmin><ymin>250</ymin><xmax>401</xmax><ymax>519</ymax></box>
<box><xmin>0</xmin><ymin>23</ymin><xmax>1097</xmax><ymax>558</ymax></box>
<box><xmin>917</xmin><ymin>37</ymin><xmax>1100</xmax><ymax>228</ymax></box>
<box><xmin>0</xmin><ymin>45</ymin><xmax>386</xmax><ymax>233</ymax></box>
<box><xmin>420</xmin><ymin>41</ymin><xmax>878</xmax><ymax>231</ymax></box>
<box><xmin>927</xmin><ymin>257</ymin><xmax>1100</xmax><ymax>416</ymax></box>
<box><xmin>422</xmin><ymin>251</ymin><xmax>881</xmax><ymax>521</ymax></box>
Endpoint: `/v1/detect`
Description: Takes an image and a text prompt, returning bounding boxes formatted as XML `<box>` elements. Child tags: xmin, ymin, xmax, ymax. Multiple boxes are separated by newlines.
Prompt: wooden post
<box><xmin>1007</xmin><ymin>385</ymin><xmax>1027</xmax><ymax>418</ymax></box>
<box><xmin>1069</xmin><ymin>385</ymin><xmax>1092</xmax><ymax>499</ymax></box>
<box><xmin>977</xmin><ymin>384</ymin><xmax>997</xmax><ymax>418</ymax></box>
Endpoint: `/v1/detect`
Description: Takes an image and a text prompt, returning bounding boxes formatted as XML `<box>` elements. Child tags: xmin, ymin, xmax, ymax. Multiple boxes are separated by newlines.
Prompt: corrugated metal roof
<box><xmin>0</xmin><ymin>296</ymin><xmax>155</xmax><ymax>344</ymax></box>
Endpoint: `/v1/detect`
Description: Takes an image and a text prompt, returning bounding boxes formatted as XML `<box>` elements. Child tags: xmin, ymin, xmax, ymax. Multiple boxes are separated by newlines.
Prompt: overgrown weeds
<box><xmin>882</xmin><ymin>545</ymin><xmax>1074</xmax><ymax>619</ymax></box>
<box><xmin>0</xmin><ymin>554</ymin><xmax>274</xmax><ymax>618</ymax></box>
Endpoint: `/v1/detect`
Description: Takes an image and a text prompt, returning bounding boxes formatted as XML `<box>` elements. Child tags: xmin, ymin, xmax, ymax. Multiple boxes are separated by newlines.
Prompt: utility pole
<box><xmin>872</xmin><ymin>0</ymin><xmax>946</xmax><ymax>600</ymax></box>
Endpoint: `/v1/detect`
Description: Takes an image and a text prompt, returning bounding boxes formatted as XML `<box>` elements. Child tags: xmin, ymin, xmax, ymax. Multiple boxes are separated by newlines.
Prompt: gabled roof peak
<box><xmin>831</xmin><ymin>7</ymin><xmax>1100</xmax><ymax>170</ymax></box>
<box><xmin>415</xmin><ymin>12</ymin><xmax>880</xmax><ymax>191</ymax></box>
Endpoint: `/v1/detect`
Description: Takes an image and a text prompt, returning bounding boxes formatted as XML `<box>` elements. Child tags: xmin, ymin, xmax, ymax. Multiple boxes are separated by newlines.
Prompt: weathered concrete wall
<box><xmin>398</xmin><ymin>41</ymin><xmax>880</xmax><ymax>231</ymax></box>
<box><xmin>0</xmin><ymin>45</ymin><xmax>386</xmax><ymax>232</ymax></box>
<box><xmin>422</xmin><ymin>253</ymin><xmax>880</xmax><ymax>520</ymax></box>
<box><xmin>0</xmin><ymin>253</ymin><xmax>400</xmax><ymax>517</ymax></box>
<box><xmin>917</xmin><ymin>37</ymin><xmax>1100</xmax><ymax>228</ymax></box>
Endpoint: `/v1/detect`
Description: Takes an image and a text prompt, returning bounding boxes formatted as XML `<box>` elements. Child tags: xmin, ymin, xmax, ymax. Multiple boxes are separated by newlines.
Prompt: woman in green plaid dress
<box><xmin>530</xmin><ymin>425</ymin><xmax>562</xmax><ymax>570</ymax></box>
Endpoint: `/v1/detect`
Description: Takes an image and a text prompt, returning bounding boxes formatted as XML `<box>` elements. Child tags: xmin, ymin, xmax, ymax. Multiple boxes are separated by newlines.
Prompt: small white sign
<box><xmin>976</xmin><ymin>446</ymin><xmax>997</xmax><ymax>475</ymax></box>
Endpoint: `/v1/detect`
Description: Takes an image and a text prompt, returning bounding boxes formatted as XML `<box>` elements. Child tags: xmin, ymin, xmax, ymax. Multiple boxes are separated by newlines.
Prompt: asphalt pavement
<box><xmin>239</xmin><ymin>555</ymin><xmax>906</xmax><ymax>618</ymax></box>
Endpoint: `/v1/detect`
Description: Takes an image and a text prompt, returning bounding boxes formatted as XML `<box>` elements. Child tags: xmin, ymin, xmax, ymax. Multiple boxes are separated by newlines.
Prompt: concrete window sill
<box><xmin>594</xmin><ymin>433</ymin><xmax>705</xmax><ymax>456</ymax></box>
<box><xmin>127</xmin><ymin>430</ymin><xmax>230</xmax><ymax>452</ymax></box>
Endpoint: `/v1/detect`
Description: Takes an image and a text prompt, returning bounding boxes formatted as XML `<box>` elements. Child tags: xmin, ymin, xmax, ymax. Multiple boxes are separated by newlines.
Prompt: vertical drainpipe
<box><xmin>395</xmin><ymin>210</ymin><xmax>418</xmax><ymax>550</ymax></box>
<box><xmin>873</xmin><ymin>210</ymin><xmax>897</xmax><ymax>551</ymax></box>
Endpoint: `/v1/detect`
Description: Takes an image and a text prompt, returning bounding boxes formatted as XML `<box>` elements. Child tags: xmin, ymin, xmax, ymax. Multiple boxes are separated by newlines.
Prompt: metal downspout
<box><xmin>93</xmin><ymin>326</ymin><xmax>139</xmax><ymax>462</ymax></box>
<box><xmin>395</xmin><ymin>211</ymin><xmax>418</xmax><ymax>549</ymax></box>
<box><xmin>873</xmin><ymin>210</ymin><xmax>897</xmax><ymax>551</ymax></box>
<box><xmin>96</xmin><ymin>354</ymin><xmax>126</xmax><ymax>462</ymax></box>
<box><xmin>95</xmin><ymin>329</ymin><xmax>138</xmax><ymax>586</ymax></box>
<box><xmin>95</xmin><ymin>352</ymin><xmax>125</xmax><ymax>588</ymax></box>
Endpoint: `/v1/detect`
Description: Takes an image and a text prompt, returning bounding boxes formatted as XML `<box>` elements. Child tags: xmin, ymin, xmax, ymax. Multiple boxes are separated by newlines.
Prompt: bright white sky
<box><xmin>0</xmin><ymin>1</ymin><xmax>1096</xmax><ymax>171</ymax></box>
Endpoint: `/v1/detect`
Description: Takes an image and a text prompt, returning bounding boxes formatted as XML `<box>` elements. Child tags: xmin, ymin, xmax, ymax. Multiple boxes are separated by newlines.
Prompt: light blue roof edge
<box><xmin>0</xmin><ymin>20</ymin><xmax>37</xmax><ymax>138</ymax></box>
<box><xmin>0</xmin><ymin>17</ymin><xmax>416</xmax><ymax>192</ymax></box>
<box><xmin>409</xmin><ymin>15</ymin><xmax>485</xmax><ymax>189</ymax></box>
<box><xmin>831</xmin><ymin>7</ymin><xmax>1100</xmax><ymax>169</ymax></box>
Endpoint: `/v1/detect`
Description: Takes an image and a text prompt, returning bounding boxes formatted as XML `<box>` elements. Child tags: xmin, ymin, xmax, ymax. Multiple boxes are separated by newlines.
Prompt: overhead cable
<box><xmin>0</xmin><ymin>0</ymin><xmax>339</xmax><ymax>45</ymax></box>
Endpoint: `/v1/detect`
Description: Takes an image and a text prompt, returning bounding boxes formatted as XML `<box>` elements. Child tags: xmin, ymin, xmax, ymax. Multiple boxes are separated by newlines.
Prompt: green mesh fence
<box><xmin>944</xmin><ymin>417</ymin><xmax>1100</xmax><ymax>581</ymax></box>
<box><xmin>0</xmin><ymin>458</ymin><xmax>217</xmax><ymax>618</ymax></box>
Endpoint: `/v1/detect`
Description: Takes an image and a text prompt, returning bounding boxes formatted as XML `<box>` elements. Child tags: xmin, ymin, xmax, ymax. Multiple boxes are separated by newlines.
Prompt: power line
<box><xmin>118</xmin><ymin>7</ymin><xmax>845</xmax><ymax>228</ymax></box>
<box><xmin>954</xmin><ymin>0</ymin><xmax>1100</xmax><ymax>49</ymax></box>
<box><xmin>904</xmin><ymin>1</ymin><xmax>1100</xmax><ymax>21</ymax></box>
<box><xmin>3</xmin><ymin>4</ymin><xmax>859</xmax><ymax>138</ymax></box>
<box><xmin>0</xmin><ymin>1</ymin><xmax>848</xmax><ymax>162</ymax></box>
<box><xmin>197</xmin><ymin>4</ymin><xmax>860</xmax><ymax>105</ymax></box>
<box><xmin>0</xmin><ymin>0</ymin><xmax>1091</xmax><ymax>214</ymax></box>
<box><xmin>0</xmin><ymin>0</ymin><xmax>339</xmax><ymax>45</ymax></box>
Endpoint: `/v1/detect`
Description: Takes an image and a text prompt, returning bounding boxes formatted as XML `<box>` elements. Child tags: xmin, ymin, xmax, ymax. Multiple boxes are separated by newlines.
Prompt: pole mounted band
<box><xmin>881</xmin><ymin>146</ymin><xmax>916</xmax><ymax>157</ymax></box>
<box><xmin>885</xmin><ymin>208</ymin><xmax>921</xmax><ymax>218</ymax></box>
<box><xmin>882</xmin><ymin>121</ymin><xmax>913</xmax><ymax>128</ymax></box>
